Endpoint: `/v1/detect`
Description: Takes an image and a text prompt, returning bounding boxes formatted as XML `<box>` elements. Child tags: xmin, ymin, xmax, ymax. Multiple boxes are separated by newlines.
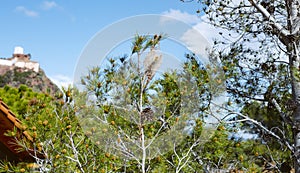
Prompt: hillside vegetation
<box><xmin>0</xmin><ymin>65</ymin><xmax>60</xmax><ymax>95</ymax></box>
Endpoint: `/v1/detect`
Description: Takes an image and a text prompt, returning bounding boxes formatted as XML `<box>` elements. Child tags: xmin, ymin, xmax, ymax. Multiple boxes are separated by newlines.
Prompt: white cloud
<box><xmin>193</xmin><ymin>17</ymin><xmax>222</xmax><ymax>44</ymax></box>
<box><xmin>41</xmin><ymin>1</ymin><xmax>58</xmax><ymax>10</ymax></box>
<box><xmin>161</xmin><ymin>9</ymin><xmax>201</xmax><ymax>25</ymax></box>
<box><xmin>161</xmin><ymin>9</ymin><xmax>225</xmax><ymax>45</ymax></box>
<box><xmin>40</xmin><ymin>1</ymin><xmax>75</xmax><ymax>22</ymax></box>
<box><xmin>49</xmin><ymin>75</ymin><xmax>73</xmax><ymax>90</ymax></box>
<box><xmin>15</xmin><ymin>6</ymin><xmax>39</xmax><ymax>17</ymax></box>
<box><xmin>183</xmin><ymin>16</ymin><xmax>236</xmax><ymax>58</ymax></box>
<box><xmin>162</xmin><ymin>9</ymin><xmax>234</xmax><ymax>57</ymax></box>
<box><xmin>180</xmin><ymin>27</ymin><xmax>211</xmax><ymax>63</ymax></box>
<box><xmin>161</xmin><ymin>9</ymin><xmax>223</xmax><ymax>62</ymax></box>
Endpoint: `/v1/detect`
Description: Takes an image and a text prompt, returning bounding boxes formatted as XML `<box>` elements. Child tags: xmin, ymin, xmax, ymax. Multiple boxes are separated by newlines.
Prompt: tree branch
<box><xmin>248</xmin><ymin>0</ymin><xmax>290</xmax><ymax>44</ymax></box>
<box><xmin>271</xmin><ymin>98</ymin><xmax>294</xmax><ymax>125</ymax></box>
<box><xmin>211</xmin><ymin>102</ymin><xmax>294</xmax><ymax>153</ymax></box>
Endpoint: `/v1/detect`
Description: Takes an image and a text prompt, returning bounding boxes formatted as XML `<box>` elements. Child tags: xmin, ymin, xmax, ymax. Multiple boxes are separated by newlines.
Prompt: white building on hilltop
<box><xmin>0</xmin><ymin>47</ymin><xmax>39</xmax><ymax>72</ymax></box>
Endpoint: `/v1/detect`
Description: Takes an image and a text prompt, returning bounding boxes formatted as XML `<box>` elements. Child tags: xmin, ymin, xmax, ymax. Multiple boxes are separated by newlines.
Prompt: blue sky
<box><xmin>0</xmin><ymin>1</ymin><xmax>219</xmax><ymax>88</ymax></box>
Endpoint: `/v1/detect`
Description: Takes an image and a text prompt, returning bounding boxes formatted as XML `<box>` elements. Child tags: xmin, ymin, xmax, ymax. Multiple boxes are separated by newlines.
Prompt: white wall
<box><xmin>15</xmin><ymin>61</ymin><xmax>25</xmax><ymax>68</ymax></box>
<box><xmin>0</xmin><ymin>58</ymin><xmax>39</xmax><ymax>72</ymax></box>
<box><xmin>24</xmin><ymin>62</ymin><xmax>39</xmax><ymax>72</ymax></box>
<box><xmin>0</xmin><ymin>59</ymin><xmax>13</xmax><ymax>66</ymax></box>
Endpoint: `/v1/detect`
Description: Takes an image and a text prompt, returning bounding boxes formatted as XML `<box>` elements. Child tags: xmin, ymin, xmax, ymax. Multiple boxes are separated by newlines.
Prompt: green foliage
<box><xmin>211</xmin><ymin>14</ymin><xmax>294</xmax><ymax>170</ymax></box>
<box><xmin>0</xmin><ymin>85</ymin><xmax>116</xmax><ymax>173</ymax></box>
<box><xmin>0</xmin><ymin>69</ymin><xmax>33</xmax><ymax>87</ymax></box>
<box><xmin>189</xmin><ymin>0</ymin><xmax>296</xmax><ymax>170</ymax></box>
<box><xmin>1</xmin><ymin>31</ymin><xmax>293</xmax><ymax>172</ymax></box>
<box><xmin>0</xmin><ymin>84</ymin><xmax>53</xmax><ymax>118</ymax></box>
<box><xmin>76</xmin><ymin>33</ymin><xmax>279</xmax><ymax>172</ymax></box>
<box><xmin>76</xmin><ymin>34</ymin><xmax>215</xmax><ymax>172</ymax></box>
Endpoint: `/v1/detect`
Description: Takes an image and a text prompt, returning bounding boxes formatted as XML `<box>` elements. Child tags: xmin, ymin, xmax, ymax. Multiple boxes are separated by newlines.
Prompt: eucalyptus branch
<box><xmin>214</xmin><ymin>104</ymin><xmax>295</xmax><ymax>153</ymax></box>
<box><xmin>248</xmin><ymin>0</ymin><xmax>290</xmax><ymax>41</ymax></box>
<box><xmin>271</xmin><ymin>98</ymin><xmax>293</xmax><ymax>125</ymax></box>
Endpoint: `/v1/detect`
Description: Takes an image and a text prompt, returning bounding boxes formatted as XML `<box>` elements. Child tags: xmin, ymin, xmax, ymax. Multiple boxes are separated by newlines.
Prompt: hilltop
<box><xmin>0</xmin><ymin>47</ymin><xmax>60</xmax><ymax>95</ymax></box>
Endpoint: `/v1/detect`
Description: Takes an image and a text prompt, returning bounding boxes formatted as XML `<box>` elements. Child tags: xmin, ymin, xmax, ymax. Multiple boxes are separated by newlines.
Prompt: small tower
<box><xmin>13</xmin><ymin>46</ymin><xmax>30</xmax><ymax>61</ymax></box>
<box><xmin>14</xmin><ymin>46</ymin><xmax>24</xmax><ymax>55</ymax></box>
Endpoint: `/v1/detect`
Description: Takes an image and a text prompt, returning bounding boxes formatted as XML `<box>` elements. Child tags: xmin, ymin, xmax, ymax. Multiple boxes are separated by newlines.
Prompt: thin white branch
<box><xmin>226</xmin><ymin>111</ymin><xmax>294</xmax><ymax>152</ymax></box>
<box><xmin>248</xmin><ymin>0</ymin><xmax>290</xmax><ymax>37</ymax></box>
<box><xmin>210</xmin><ymin>102</ymin><xmax>294</xmax><ymax>153</ymax></box>
<box><xmin>174</xmin><ymin>144</ymin><xmax>192</xmax><ymax>173</ymax></box>
<box><xmin>63</xmin><ymin>131</ymin><xmax>85</xmax><ymax>173</ymax></box>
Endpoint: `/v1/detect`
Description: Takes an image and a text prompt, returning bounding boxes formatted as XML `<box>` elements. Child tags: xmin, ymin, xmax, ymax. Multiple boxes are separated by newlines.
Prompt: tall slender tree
<box><xmin>182</xmin><ymin>0</ymin><xmax>300</xmax><ymax>171</ymax></box>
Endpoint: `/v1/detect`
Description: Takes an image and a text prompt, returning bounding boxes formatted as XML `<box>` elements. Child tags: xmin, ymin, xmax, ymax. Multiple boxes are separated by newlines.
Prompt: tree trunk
<box><xmin>287</xmin><ymin>0</ymin><xmax>300</xmax><ymax>171</ymax></box>
<box><xmin>289</xmin><ymin>42</ymin><xmax>300</xmax><ymax>172</ymax></box>
<box><xmin>249</xmin><ymin>0</ymin><xmax>300</xmax><ymax>170</ymax></box>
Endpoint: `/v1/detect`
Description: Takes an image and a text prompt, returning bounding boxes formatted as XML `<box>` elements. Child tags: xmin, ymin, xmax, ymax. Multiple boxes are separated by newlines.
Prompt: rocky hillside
<box><xmin>0</xmin><ymin>65</ymin><xmax>60</xmax><ymax>95</ymax></box>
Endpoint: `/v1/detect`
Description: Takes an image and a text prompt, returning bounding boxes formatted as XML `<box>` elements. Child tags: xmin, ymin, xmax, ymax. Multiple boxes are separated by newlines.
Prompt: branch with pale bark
<box><xmin>210</xmin><ymin>102</ymin><xmax>294</xmax><ymax>153</ymax></box>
